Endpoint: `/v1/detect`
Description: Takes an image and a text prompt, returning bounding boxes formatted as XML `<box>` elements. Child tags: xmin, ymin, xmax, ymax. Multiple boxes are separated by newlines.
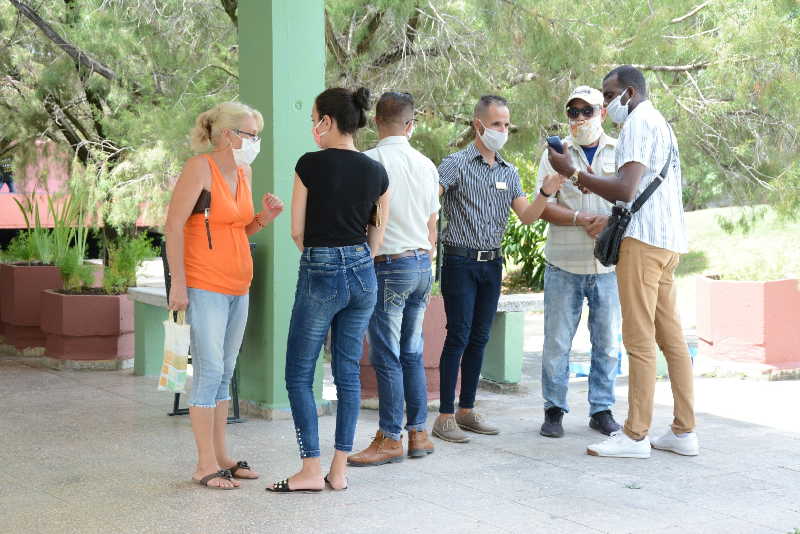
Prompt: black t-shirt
<box><xmin>295</xmin><ymin>149</ymin><xmax>389</xmax><ymax>247</ymax></box>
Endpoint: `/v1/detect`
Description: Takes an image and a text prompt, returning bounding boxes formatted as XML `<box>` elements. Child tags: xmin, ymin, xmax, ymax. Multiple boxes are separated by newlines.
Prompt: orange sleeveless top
<box><xmin>184</xmin><ymin>155</ymin><xmax>255</xmax><ymax>296</ymax></box>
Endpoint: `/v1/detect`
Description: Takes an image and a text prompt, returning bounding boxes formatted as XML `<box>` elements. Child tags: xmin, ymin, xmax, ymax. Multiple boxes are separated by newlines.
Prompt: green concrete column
<box><xmin>481</xmin><ymin>312</ymin><xmax>525</xmax><ymax>384</ymax></box>
<box><xmin>132</xmin><ymin>302</ymin><xmax>165</xmax><ymax>377</ymax></box>
<box><xmin>238</xmin><ymin>1</ymin><xmax>325</xmax><ymax>415</ymax></box>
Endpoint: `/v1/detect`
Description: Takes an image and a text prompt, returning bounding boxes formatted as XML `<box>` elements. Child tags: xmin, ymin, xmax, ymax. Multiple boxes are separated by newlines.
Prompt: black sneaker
<box><xmin>540</xmin><ymin>407</ymin><xmax>564</xmax><ymax>438</ymax></box>
<box><xmin>589</xmin><ymin>410</ymin><xmax>621</xmax><ymax>436</ymax></box>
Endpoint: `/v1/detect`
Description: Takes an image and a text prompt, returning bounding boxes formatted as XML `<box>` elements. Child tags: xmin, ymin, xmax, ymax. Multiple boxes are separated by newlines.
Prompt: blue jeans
<box><xmin>439</xmin><ymin>254</ymin><xmax>502</xmax><ymax>414</ymax></box>
<box><xmin>367</xmin><ymin>252</ymin><xmax>432</xmax><ymax>441</ymax></box>
<box><xmin>542</xmin><ymin>264</ymin><xmax>621</xmax><ymax>416</ymax></box>
<box><xmin>186</xmin><ymin>288</ymin><xmax>249</xmax><ymax>408</ymax></box>
<box><xmin>285</xmin><ymin>245</ymin><xmax>377</xmax><ymax>458</ymax></box>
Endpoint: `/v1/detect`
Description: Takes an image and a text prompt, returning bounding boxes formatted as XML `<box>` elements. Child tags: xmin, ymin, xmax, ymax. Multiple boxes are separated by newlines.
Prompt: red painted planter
<box><xmin>696</xmin><ymin>276</ymin><xmax>800</xmax><ymax>368</ymax></box>
<box><xmin>360</xmin><ymin>295</ymin><xmax>457</xmax><ymax>401</ymax></box>
<box><xmin>0</xmin><ymin>264</ymin><xmax>63</xmax><ymax>350</ymax></box>
<box><xmin>39</xmin><ymin>290</ymin><xmax>134</xmax><ymax>361</ymax></box>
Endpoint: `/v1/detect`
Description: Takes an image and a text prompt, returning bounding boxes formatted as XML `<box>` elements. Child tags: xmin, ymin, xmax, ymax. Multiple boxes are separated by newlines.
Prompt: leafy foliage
<box><xmin>325</xmin><ymin>0</ymin><xmax>800</xmax><ymax>216</ymax></box>
<box><xmin>0</xmin><ymin>0</ymin><xmax>238</xmax><ymax>229</ymax></box>
<box><xmin>102</xmin><ymin>233</ymin><xmax>158</xmax><ymax>295</ymax></box>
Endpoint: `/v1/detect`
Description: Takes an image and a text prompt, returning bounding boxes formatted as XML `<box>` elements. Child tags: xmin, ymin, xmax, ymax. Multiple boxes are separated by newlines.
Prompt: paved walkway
<box><xmin>3</xmin><ymin>341</ymin><xmax>799</xmax><ymax>534</ymax></box>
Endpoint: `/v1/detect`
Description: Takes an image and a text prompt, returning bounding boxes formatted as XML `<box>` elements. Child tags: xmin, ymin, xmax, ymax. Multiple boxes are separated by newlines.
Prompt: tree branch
<box><xmin>325</xmin><ymin>9</ymin><xmax>350</xmax><ymax>69</ymax></box>
<box><xmin>219</xmin><ymin>0</ymin><xmax>237</xmax><ymax>28</ymax></box>
<box><xmin>629</xmin><ymin>62</ymin><xmax>710</xmax><ymax>72</ymax></box>
<box><xmin>355</xmin><ymin>8</ymin><xmax>384</xmax><ymax>56</ymax></box>
<box><xmin>671</xmin><ymin>1</ymin><xmax>710</xmax><ymax>24</ymax></box>
<box><xmin>9</xmin><ymin>0</ymin><xmax>117</xmax><ymax>81</ymax></box>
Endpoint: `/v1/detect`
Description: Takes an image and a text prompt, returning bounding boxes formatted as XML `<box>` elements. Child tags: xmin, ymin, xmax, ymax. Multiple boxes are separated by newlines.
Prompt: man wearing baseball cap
<box><xmin>534</xmin><ymin>85</ymin><xmax>622</xmax><ymax>438</ymax></box>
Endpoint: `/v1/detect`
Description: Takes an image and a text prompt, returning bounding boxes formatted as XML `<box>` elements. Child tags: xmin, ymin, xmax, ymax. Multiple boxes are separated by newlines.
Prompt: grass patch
<box><xmin>682</xmin><ymin>206</ymin><xmax>800</xmax><ymax>281</ymax></box>
<box><xmin>675</xmin><ymin>250</ymin><xmax>708</xmax><ymax>277</ymax></box>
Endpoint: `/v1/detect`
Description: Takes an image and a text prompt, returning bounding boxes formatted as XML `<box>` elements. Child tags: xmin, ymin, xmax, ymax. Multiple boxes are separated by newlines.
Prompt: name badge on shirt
<box><xmin>495</xmin><ymin>181</ymin><xmax>507</xmax><ymax>190</ymax></box>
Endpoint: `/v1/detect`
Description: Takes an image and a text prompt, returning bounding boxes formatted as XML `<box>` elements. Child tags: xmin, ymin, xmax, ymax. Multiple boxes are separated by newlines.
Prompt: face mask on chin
<box><xmin>606</xmin><ymin>88</ymin><xmax>632</xmax><ymax>125</ymax></box>
<box><xmin>232</xmin><ymin>136</ymin><xmax>261</xmax><ymax>165</ymax></box>
<box><xmin>570</xmin><ymin>115</ymin><xmax>603</xmax><ymax>146</ymax></box>
<box><xmin>478</xmin><ymin>120</ymin><xmax>509</xmax><ymax>152</ymax></box>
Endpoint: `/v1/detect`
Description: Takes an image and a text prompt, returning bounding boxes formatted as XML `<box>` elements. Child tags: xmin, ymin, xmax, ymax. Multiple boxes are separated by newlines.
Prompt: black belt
<box><xmin>443</xmin><ymin>245</ymin><xmax>501</xmax><ymax>262</ymax></box>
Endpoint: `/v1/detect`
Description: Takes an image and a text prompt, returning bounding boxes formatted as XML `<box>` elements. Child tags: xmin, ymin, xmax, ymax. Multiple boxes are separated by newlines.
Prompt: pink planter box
<box><xmin>40</xmin><ymin>290</ymin><xmax>134</xmax><ymax>360</ymax></box>
<box><xmin>0</xmin><ymin>264</ymin><xmax>63</xmax><ymax>349</ymax></box>
<box><xmin>696</xmin><ymin>276</ymin><xmax>800</xmax><ymax>368</ymax></box>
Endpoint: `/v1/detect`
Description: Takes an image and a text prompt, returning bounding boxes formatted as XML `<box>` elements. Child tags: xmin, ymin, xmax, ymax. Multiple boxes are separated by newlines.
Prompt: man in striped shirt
<box><xmin>548</xmin><ymin>66</ymin><xmax>698</xmax><ymax>459</ymax></box>
<box><xmin>432</xmin><ymin>95</ymin><xmax>564</xmax><ymax>443</ymax></box>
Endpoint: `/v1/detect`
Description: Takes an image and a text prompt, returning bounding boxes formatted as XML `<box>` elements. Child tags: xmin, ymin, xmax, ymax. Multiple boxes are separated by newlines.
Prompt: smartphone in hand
<box><xmin>546</xmin><ymin>135</ymin><xmax>564</xmax><ymax>154</ymax></box>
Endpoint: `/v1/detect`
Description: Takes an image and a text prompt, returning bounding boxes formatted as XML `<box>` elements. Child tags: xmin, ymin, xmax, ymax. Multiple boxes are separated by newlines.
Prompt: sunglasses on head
<box><xmin>566</xmin><ymin>106</ymin><xmax>598</xmax><ymax>120</ymax></box>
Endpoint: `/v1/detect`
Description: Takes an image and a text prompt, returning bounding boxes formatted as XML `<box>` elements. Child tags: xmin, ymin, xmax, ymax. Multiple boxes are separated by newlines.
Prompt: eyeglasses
<box><xmin>234</xmin><ymin>129</ymin><xmax>260</xmax><ymax>142</ymax></box>
<box><xmin>566</xmin><ymin>106</ymin><xmax>598</xmax><ymax>120</ymax></box>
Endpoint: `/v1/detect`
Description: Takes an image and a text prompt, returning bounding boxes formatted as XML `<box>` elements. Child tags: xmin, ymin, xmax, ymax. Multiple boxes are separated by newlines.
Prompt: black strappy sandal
<box><xmin>324</xmin><ymin>475</ymin><xmax>348</xmax><ymax>492</ymax></box>
<box><xmin>266</xmin><ymin>478</ymin><xmax>323</xmax><ymax>494</ymax></box>
<box><xmin>226</xmin><ymin>460</ymin><xmax>258</xmax><ymax>479</ymax></box>
<box><xmin>193</xmin><ymin>469</ymin><xmax>237</xmax><ymax>490</ymax></box>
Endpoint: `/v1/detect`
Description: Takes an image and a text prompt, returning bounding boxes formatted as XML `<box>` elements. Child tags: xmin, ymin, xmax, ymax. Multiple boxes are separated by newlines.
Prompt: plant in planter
<box><xmin>41</xmin><ymin>233</ymin><xmax>157</xmax><ymax>364</ymax></box>
<box><xmin>0</xmin><ymin>194</ymin><xmax>62</xmax><ymax>351</ymax></box>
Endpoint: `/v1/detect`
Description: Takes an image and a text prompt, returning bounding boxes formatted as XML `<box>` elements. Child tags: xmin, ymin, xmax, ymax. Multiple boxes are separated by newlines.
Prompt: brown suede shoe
<box><xmin>455</xmin><ymin>411</ymin><xmax>500</xmax><ymax>435</ymax></box>
<box><xmin>347</xmin><ymin>430</ymin><xmax>404</xmax><ymax>467</ymax></box>
<box><xmin>407</xmin><ymin>429</ymin><xmax>435</xmax><ymax>458</ymax></box>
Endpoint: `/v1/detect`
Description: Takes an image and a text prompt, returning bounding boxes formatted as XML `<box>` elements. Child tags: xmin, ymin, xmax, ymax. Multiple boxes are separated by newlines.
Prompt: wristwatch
<box><xmin>569</xmin><ymin>168</ymin><xmax>580</xmax><ymax>187</ymax></box>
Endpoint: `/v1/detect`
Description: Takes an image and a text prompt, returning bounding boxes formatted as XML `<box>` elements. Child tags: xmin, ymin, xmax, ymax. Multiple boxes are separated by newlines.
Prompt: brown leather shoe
<box><xmin>347</xmin><ymin>431</ymin><xmax>403</xmax><ymax>467</ymax></box>
<box><xmin>407</xmin><ymin>429</ymin><xmax>434</xmax><ymax>458</ymax></box>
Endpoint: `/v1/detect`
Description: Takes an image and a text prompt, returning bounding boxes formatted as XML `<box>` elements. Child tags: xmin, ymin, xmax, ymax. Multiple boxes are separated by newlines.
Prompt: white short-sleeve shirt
<box><xmin>616</xmin><ymin>100</ymin><xmax>688</xmax><ymax>254</ymax></box>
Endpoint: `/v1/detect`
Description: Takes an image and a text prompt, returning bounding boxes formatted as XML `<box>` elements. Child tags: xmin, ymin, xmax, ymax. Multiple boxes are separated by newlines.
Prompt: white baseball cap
<box><xmin>565</xmin><ymin>85</ymin><xmax>604</xmax><ymax>108</ymax></box>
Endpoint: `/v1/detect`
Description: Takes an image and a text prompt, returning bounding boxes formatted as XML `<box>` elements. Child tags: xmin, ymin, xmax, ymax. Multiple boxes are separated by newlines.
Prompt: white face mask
<box><xmin>478</xmin><ymin>120</ymin><xmax>508</xmax><ymax>152</ymax></box>
<box><xmin>405</xmin><ymin>121</ymin><xmax>415</xmax><ymax>140</ymax></box>
<box><xmin>606</xmin><ymin>88</ymin><xmax>631</xmax><ymax>125</ymax></box>
<box><xmin>570</xmin><ymin>115</ymin><xmax>603</xmax><ymax>146</ymax></box>
<box><xmin>232</xmin><ymin>136</ymin><xmax>261</xmax><ymax>165</ymax></box>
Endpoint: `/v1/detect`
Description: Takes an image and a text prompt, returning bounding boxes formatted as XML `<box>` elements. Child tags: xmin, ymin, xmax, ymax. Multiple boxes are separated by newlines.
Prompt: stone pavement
<box><xmin>3</xmin><ymin>333</ymin><xmax>799</xmax><ymax>534</ymax></box>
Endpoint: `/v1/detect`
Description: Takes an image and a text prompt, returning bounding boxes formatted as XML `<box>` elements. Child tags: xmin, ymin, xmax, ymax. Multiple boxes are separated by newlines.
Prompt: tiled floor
<box><xmin>2</xmin><ymin>349</ymin><xmax>799</xmax><ymax>534</ymax></box>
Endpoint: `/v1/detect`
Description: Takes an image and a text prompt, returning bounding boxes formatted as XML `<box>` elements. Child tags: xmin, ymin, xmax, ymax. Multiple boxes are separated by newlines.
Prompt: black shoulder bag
<box><xmin>594</xmin><ymin>138</ymin><xmax>673</xmax><ymax>267</ymax></box>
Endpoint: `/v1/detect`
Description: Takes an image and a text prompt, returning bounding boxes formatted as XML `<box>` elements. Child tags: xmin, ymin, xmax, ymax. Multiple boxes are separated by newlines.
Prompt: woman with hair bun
<box><xmin>165</xmin><ymin>101</ymin><xmax>284</xmax><ymax>490</ymax></box>
<box><xmin>267</xmin><ymin>87</ymin><xmax>389</xmax><ymax>493</ymax></box>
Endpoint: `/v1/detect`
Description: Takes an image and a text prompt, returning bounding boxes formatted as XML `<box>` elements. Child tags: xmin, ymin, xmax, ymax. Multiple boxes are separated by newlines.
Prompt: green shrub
<box><xmin>55</xmin><ymin>247</ymin><xmax>94</xmax><ymax>291</ymax></box>
<box><xmin>102</xmin><ymin>233</ymin><xmax>157</xmax><ymax>295</ymax></box>
<box><xmin>501</xmin><ymin>217</ymin><xmax>547</xmax><ymax>291</ymax></box>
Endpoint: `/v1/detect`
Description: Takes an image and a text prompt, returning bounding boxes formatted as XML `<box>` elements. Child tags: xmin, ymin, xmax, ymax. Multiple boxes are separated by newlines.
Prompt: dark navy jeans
<box><xmin>438</xmin><ymin>253</ymin><xmax>502</xmax><ymax>414</ymax></box>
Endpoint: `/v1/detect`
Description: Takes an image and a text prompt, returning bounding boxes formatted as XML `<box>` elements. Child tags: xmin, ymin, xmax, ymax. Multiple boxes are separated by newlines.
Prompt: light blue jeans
<box><xmin>367</xmin><ymin>252</ymin><xmax>432</xmax><ymax>441</ymax></box>
<box><xmin>542</xmin><ymin>264</ymin><xmax>620</xmax><ymax>416</ymax></box>
<box><xmin>186</xmin><ymin>287</ymin><xmax>249</xmax><ymax>408</ymax></box>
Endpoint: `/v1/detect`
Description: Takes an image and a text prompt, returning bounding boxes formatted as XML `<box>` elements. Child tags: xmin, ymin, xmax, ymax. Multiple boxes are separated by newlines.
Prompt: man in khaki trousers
<box><xmin>547</xmin><ymin>65</ymin><xmax>698</xmax><ymax>459</ymax></box>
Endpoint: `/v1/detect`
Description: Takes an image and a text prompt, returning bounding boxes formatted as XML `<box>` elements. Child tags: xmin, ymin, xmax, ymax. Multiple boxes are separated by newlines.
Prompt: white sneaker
<box><xmin>651</xmin><ymin>428</ymin><xmax>699</xmax><ymax>456</ymax></box>
<box><xmin>587</xmin><ymin>431</ymin><xmax>651</xmax><ymax>458</ymax></box>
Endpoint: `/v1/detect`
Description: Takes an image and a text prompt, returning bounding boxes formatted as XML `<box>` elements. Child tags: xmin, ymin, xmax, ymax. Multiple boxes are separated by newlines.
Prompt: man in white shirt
<box><xmin>535</xmin><ymin>86</ymin><xmax>622</xmax><ymax>439</ymax></box>
<box><xmin>348</xmin><ymin>92</ymin><xmax>439</xmax><ymax>466</ymax></box>
<box><xmin>548</xmin><ymin>65</ymin><xmax>698</xmax><ymax>459</ymax></box>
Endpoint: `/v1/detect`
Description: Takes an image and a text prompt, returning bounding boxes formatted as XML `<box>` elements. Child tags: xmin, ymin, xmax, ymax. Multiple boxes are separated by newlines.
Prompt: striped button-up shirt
<box><xmin>438</xmin><ymin>143</ymin><xmax>524</xmax><ymax>250</ymax></box>
<box><xmin>536</xmin><ymin>132</ymin><xmax>617</xmax><ymax>275</ymax></box>
<box><xmin>616</xmin><ymin>100</ymin><xmax>687</xmax><ymax>254</ymax></box>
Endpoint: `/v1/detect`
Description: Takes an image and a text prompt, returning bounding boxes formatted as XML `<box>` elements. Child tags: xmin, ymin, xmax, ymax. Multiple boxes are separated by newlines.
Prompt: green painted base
<box><xmin>133</xmin><ymin>302</ymin><xmax>165</xmax><ymax>377</ymax></box>
<box><xmin>481</xmin><ymin>311</ymin><xmax>524</xmax><ymax>384</ymax></box>
<box><xmin>132</xmin><ymin>300</ymin><xmax>325</xmax><ymax>411</ymax></box>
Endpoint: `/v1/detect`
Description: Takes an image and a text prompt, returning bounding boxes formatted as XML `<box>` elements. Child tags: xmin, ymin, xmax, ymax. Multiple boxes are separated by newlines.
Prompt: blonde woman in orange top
<box><xmin>165</xmin><ymin>102</ymin><xmax>284</xmax><ymax>490</ymax></box>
